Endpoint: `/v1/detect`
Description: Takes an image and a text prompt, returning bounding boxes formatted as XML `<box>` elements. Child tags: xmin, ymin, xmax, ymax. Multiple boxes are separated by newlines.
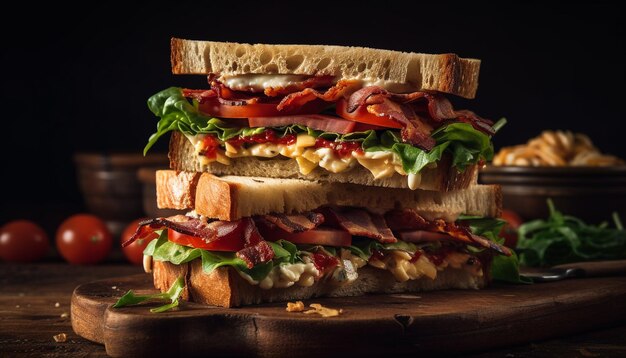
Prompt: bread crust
<box><xmin>153</xmin><ymin>260</ymin><xmax>487</xmax><ymax>308</ymax></box>
<box><xmin>156</xmin><ymin>169</ymin><xmax>501</xmax><ymax>221</ymax></box>
<box><xmin>170</xmin><ymin>38</ymin><xmax>480</xmax><ymax>99</ymax></box>
<box><xmin>169</xmin><ymin>131</ymin><xmax>478</xmax><ymax>192</ymax></box>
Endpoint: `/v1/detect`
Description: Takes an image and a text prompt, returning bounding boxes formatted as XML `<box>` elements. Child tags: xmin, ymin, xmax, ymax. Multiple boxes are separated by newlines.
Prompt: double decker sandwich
<box><xmin>125</xmin><ymin>39</ymin><xmax>511</xmax><ymax>307</ymax></box>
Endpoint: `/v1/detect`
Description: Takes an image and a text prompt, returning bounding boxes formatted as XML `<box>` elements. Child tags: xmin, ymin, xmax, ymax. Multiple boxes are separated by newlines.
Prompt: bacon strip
<box><xmin>385</xmin><ymin>209</ymin><xmax>511</xmax><ymax>255</ymax></box>
<box><xmin>261</xmin><ymin>212</ymin><xmax>325</xmax><ymax>233</ymax></box>
<box><xmin>322</xmin><ymin>207</ymin><xmax>396</xmax><ymax>243</ymax></box>
<box><xmin>121</xmin><ymin>215</ymin><xmax>218</xmax><ymax>247</ymax></box>
<box><xmin>277</xmin><ymin>80</ymin><xmax>360</xmax><ymax>112</ymax></box>
<box><xmin>236</xmin><ymin>241</ymin><xmax>275</xmax><ymax>268</ymax></box>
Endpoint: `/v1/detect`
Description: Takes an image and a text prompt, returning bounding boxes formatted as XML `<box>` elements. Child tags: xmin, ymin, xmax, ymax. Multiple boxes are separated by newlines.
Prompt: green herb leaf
<box><xmin>517</xmin><ymin>199</ymin><xmax>626</xmax><ymax>266</ymax></box>
<box><xmin>112</xmin><ymin>276</ymin><xmax>185</xmax><ymax>313</ymax></box>
<box><xmin>145</xmin><ymin>88</ymin><xmax>497</xmax><ymax>173</ymax></box>
<box><xmin>490</xmin><ymin>252</ymin><xmax>533</xmax><ymax>284</ymax></box>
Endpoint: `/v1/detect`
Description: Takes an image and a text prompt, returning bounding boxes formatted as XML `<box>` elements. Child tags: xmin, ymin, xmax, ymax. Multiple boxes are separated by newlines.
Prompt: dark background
<box><xmin>1</xmin><ymin>2</ymin><xmax>624</xmax><ymax>231</ymax></box>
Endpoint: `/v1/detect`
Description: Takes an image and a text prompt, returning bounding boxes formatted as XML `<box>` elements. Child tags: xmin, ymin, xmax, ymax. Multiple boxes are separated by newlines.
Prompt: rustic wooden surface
<box><xmin>2</xmin><ymin>262</ymin><xmax>626</xmax><ymax>357</ymax></box>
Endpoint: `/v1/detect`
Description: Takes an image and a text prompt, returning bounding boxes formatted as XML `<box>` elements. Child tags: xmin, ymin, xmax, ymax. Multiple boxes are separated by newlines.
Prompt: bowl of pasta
<box><xmin>479</xmin><ymin>130</ymin><xmax>626</xmax><ymax>223</ymax></box>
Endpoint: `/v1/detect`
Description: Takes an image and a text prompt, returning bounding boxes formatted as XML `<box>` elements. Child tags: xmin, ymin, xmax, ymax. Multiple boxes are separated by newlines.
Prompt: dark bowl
<box><xmin>479</xmin><ymin>165</ymin><xmax>626</xmax><ymax>224</ymax></box>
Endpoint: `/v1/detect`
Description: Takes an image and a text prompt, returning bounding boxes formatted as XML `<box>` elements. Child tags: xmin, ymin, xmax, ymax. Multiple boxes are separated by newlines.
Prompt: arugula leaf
<box><xmin>145</xmin><ymin>88</ymin><xmax>496</xmax><ymax>174</ymax></box>
<box><xmin>517</xmin><ymin>199</ymin><xmax>626</xmax><ymax>266</ymax></box>
<box><xmin>491</xmin><ymin>252</ymin><xmax>533</xmax><ymax>284</ymax></box>
<box><xmin>112</xmin><ymin>276</ymin><xmax>185</xmax><ymax>313</ymax></box>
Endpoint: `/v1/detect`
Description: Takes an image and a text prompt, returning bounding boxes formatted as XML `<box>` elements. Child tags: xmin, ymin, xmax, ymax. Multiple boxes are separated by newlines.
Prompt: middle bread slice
<box><xmin>156</xmin><ymin>170</ymin><xmax>501</xmax><ymax>221</ymax></box>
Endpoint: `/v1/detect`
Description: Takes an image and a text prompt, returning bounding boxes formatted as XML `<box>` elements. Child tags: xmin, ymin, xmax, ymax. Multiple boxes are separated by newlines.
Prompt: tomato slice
<box><xmin>167</xmin><ymin>225</ymin><xmax>245</xmax><ymax>252</ymax></box>
<box><xmin>335</xmin><ymin>98</ymin><xmax>402</xmax><ymax>129</ymax></box>
<box><xmin>267</xmin><ymin>228</ymin><xmax>352</xmax><ymax>247</ymax></box>
<box><xmin>198</xmin><ymin>97</ymin><xmax>331</xmax><ymax>119</ymax></box>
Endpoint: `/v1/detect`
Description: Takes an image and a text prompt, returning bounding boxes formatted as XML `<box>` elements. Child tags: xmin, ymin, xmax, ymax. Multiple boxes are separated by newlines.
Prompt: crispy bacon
<box><xmin>236</xmin><ymin>241</ymin><xmax>275</xmax><ymax>268</ymax></box>
<box><xmin>384</xmin><ymin>209</ymin><xmax>511</xmax><ymax>255</ymax></box>
<box><xmin>384</xmin><ymin>209</ymin><xmax>428</xmax><ymax>231</ymax></box>
<box><xmin>261</xmin><ymin>212</ymin><xmax>325</xmax><ymax>233</ymax></box>
<box><xmin>182</xmin><ymin>88</ymin><xmax>216</xmax><ymax>103</ymax></box>
<box><xmin>277</xmin><ymin>80</ymin><xmax>360</xmax><ymax>112</ymax></box>
<box><xmin>121</xmin><ymin>215</ymin><xmax>218</xmax><ymax>247</ymax></box>
<box><xmin>321</xmin><ymin>207</ymin><xmax>396</xmax><ymax>243</ymax></box>
<box><xmin>262</xmin><ymin>75</ymin><xmax>337</xmax><ymax>97</ymax></box>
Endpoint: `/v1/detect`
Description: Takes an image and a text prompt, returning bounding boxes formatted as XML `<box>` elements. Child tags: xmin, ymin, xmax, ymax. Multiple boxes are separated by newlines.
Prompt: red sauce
<box><xmin>409</xmin><ymin>250</ymin><xmax>423</xmax><ymax>263</ymax></box>
<box><xmin>312</xmin><ymin>253</ymin><xmax>340</xmax><ymax>273</ymax></box>
<box><xmin>227</xmin><ymin>129</ymin><xmax>296</xmax><ymax>148</ymax></box>
<box><xmin>370</xmin><ymin>249</ymin><xmax>385</xmax><ymax>262</ymax></box>
<box><xmin>200</xmin><ymin>135</ymin><xmax>220</xmax><ymax>159</ymax></box>
<box><xmin>314</xmin><ymin>138</ymin><xmax>364</xmax><ymax>158</ymax></box>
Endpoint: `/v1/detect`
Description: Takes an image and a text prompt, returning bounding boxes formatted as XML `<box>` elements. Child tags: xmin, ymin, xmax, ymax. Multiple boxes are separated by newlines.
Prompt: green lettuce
<box><xmin>112</xmin><ymin>276</ymin><xmax>185</xmax><ymax>313</ymax></box>
<box><xmin>144</xmin><ymin>232</ymin><xmax>302</xmax><ymax>281</ymax></box>
<box><xmin>144</xmin><ymin>87</ymin><xmax>498</xmax><ymax>174</ymax></box>
<box><xmin>517</xmin><ymin>199</ymin><xmax>626</xmax><ymax>267</ymax></box>
<box><xmin>458</xmin><ymin>216</ymin><xmax>531</xmax><ymax>284</ymax></box>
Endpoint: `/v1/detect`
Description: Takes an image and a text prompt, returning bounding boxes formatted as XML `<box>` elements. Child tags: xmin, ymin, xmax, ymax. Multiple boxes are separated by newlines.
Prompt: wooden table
<box><xmin>1</xmin><ymin>262</ymin><xmax>625</xmax><ymax>357</ymax></box>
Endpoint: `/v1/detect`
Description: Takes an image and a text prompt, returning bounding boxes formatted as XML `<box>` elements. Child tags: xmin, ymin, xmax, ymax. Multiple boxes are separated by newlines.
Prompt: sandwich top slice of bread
<box><xmin>170</xmin><ymin>38</ymin><xmax>481</xmax><ymax>99</ymax></box>
<box><xmin>156</xmin><ymin>170</ymin><xmax>501</xmax><ymax>221</ymax></box>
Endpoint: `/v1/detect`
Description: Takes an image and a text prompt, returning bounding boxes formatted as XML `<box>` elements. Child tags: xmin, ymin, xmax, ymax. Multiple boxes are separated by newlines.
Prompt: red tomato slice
<box><xmin>270</xmin><ymin>228</ymin><xmax>352</xmax><ymax>247</ymax></box>
<box><xmin>198</xmin><ymin>98</ymin><xmax>330</xmax><ymax>119</ymax></box>
<box><xmin>167</xmin><ymin>224</ymin><xmax>245</xmax><ymax>252</ymax></box>
<box><xmin>335</xmin><ymin>98</ymin><xmax>402</xmax><ymax>129</ymax></box>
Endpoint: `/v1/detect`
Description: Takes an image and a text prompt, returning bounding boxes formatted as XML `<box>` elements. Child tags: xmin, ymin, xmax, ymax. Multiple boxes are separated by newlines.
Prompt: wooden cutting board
<box><xmin>71</xmin><ymin>274</ymin><xmax>626</xmax><ymax>357</ymax></box>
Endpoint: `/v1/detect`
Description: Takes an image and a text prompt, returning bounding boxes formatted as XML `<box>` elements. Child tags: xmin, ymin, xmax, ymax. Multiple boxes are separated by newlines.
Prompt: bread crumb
<box><xmin>303</xmin><ymin>303</ymin><xmax>342</xmax><ymax>317</ymax></box>
<box><xmin>53</xmin><ymin>333</ymin><xmax>67</xmax><ymax>343</ymax></box>
<box><xmin>61</xmin><ymin>312</ymin><xmax>69</xmax><ymax>318</ymax></box>
<box><xmin>111</xmin><ymin>286</ymin><xmax>117</xmax><ymax>290</ymax></box>
<box><xmin>54</xmin><ymin>302</ymin><xmax>60</xmax><ymax>308</ymax></box>
<box><xmin>15</xmin><ymin>305</ymin><xmax>20</xmax><ymax>308</ymax></box>
<box><xmin>286</xmin><ymin>301</ymin><xmax>305</xmax><ymax>312</ymax></box>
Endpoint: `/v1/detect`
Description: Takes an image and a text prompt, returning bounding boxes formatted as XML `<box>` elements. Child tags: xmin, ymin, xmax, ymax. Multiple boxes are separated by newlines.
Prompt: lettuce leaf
<box><xmin>457</xmin><ymin>216</ymin><xmax>531</xmax><ymax>284</ymax></box>
<box><xmin>144</xmin><ymin>87</ymin><xmax>496</xmax><ymax>174</ymax></box>
<box><xmin>145</xmin><ymin>233</ymin><xmax>302</xmax><ymax>281</ymax></box>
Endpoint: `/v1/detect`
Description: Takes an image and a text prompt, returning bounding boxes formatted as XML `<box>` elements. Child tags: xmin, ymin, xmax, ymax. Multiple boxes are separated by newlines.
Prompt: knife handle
<box><xmin>553</xmin><ymin>260</ymin><xmax>626</xmax><ymax>277</ymax></box>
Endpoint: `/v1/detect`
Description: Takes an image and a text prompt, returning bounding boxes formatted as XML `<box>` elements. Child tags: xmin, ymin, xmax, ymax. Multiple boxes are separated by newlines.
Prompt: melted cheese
<box><xmin>221</xmin><ymin>74</ymin><xmax>314</xmax><ymax>92</ymax></box>
<box><xmin>220</xmin><ymin>74</ymin><xmax>425</xmax><ymax>94</ymax></box>
<box><xmin>237</xmin><ymin>262</ymin><xmax>320</xmax><ymax>289</ymax></box>
<box><xmin>188</xmin><ymin>134</ymin><xmax>418</xmax><ymax>187</ymax></box>
<box><xmin>368</xmin><ymin>250</ymin><xmax>483</xmax><ymax>282</ymax></box>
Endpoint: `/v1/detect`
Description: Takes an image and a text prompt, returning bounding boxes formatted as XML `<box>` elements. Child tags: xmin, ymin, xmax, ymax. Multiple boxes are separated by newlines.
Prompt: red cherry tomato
<box><xmin>499</xmin><ymin>209</ymin><xmax>523</xmax><ymax>248</ymax></box>
<box><xmin>56</xmin><ymin>214</ymin><xmax>112</xmax><ymax>264</ymax></box>
<box><xmin>121</xmin><ymin>219</ymin><xmax>159</xmax><ymax>265</ymax></box>
<box><xmin>0</xmin><ymin>220</ymin><xmax>50</xmax><ymax>262</ymax></box>
<box><xmin>335</xmin><ymin>98</ymin><xmax>403</xmax><ymax>129</ymax></box>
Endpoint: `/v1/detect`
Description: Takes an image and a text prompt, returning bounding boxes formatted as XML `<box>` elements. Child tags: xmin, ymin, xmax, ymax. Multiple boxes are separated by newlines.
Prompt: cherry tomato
<box><xmin>0</xmin><ymin>220</ymin><xmax>50</xmax><ymax>262</ymax></box>
<box><xmin>56</xmin><ymin>214</ymin><xmax>112</xmax><ymax>264</ymax></box>
<box><xmin>499</xmin><ymin>209</ymin><xmax>524</xmax><ymax>248</ymax></box>
<box><xmin>335</xmin><ymin>98</ymin><xmax>403</xmax><ymax>129</ymax></box>
<box><xmin>121</xmin><ymin>219</ymin><xmax>159</xmax><ymax>265</ymax></box>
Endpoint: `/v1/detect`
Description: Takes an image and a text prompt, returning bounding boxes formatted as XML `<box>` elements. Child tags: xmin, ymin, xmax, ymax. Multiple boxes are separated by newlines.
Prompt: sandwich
<box><xmin>123</xmin><ymin>39</ymin><xmax>515</xmax><ymax>308</ymax></box>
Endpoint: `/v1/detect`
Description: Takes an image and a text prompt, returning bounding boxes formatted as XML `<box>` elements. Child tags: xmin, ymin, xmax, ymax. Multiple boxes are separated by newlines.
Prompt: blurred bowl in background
<box><xmin>138</xmin><ymin>167</ymin><xmax>186</xmax><ymax>218</ymax></box>
<box><xmin>479</xmin><ymin>165</ymin><xmax>626</xmax><ymax>223</ymax></box>
<box><xmin>74</xmin><ymin>153</ymin><xmax>169</xmax><ymax>236</ymax></box>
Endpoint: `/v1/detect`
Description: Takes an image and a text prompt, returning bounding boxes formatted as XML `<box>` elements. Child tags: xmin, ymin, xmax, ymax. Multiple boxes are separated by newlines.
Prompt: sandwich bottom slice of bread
<box><xmin>132</xmin><ymin>171</ymin><xmax>510</xmax><ymax>308</ymax></box>
<box><xmin>152</xmin><ymin>259</ymin><xmax>487</xmax><ymax>308</ymax></box>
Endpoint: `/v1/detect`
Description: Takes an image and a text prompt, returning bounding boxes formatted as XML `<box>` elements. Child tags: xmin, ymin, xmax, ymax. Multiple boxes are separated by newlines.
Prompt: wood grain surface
<box><xmin>3</xmin><ymin>262</ymin><xmax>626</xmax><ymax>358</ymax></box>
<box><xmin>71</xmin><ymin>272</ymin><xmax>626</xmax><ymax>357</ymax></box>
